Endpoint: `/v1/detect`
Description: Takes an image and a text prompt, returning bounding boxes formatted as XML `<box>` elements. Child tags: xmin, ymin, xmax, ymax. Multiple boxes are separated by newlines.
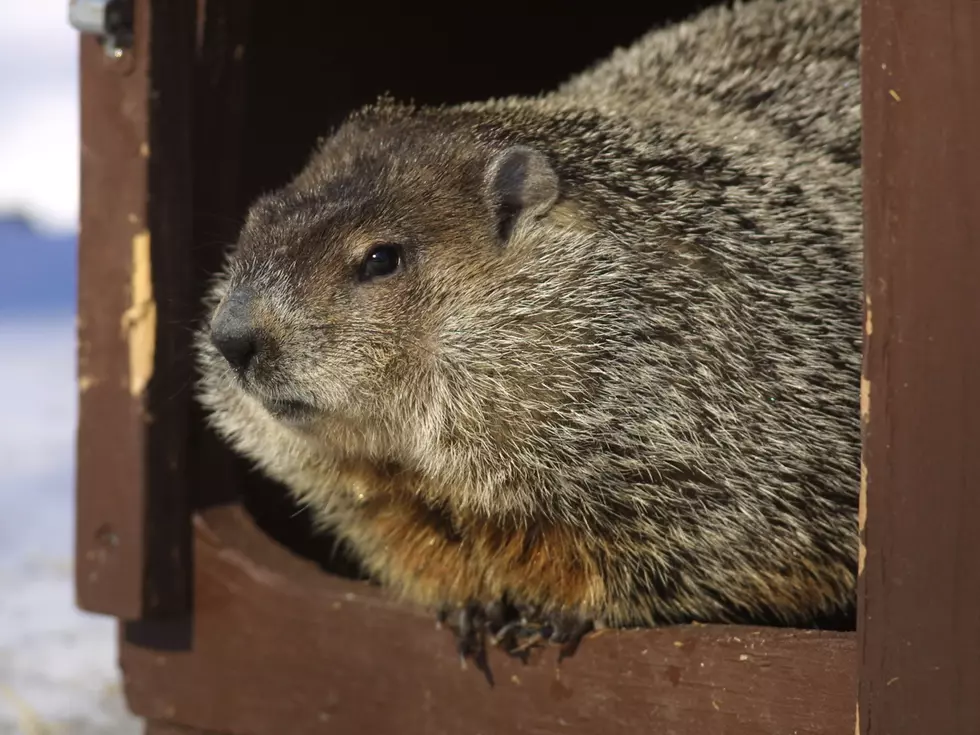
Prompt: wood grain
<box><xmin>858</xmin><ymin>1</ymin><xmax>980</xmax><ymax>733</ymax></box>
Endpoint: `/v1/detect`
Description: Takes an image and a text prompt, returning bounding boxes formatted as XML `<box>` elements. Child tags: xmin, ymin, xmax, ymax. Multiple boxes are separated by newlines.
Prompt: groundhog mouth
<box><xmin>260</xmin><ymin>396</ymin><xmax>318</xmax><ymax>424</ymax></box>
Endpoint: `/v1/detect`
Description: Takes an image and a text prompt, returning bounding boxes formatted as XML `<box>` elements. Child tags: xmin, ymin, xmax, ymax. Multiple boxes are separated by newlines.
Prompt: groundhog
<box><xmin>195</xmin><ymin>0</ymin><xmax>862</xmax><ymax>669</ymax></box>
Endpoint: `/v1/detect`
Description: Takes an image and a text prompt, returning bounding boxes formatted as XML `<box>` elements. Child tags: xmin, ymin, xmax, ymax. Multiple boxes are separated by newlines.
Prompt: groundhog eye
<box><xmin>358</xmin><ymin>244</ymin><xmax>403</xmax><ymax>282</ymax></box>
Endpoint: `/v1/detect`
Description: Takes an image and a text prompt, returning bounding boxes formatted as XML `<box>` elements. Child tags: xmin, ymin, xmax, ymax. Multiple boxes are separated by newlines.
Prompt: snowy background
<box><xmin>0</xmin><ymin>1</ymin><xmax>142</xmax><ymax>732</ymax></box>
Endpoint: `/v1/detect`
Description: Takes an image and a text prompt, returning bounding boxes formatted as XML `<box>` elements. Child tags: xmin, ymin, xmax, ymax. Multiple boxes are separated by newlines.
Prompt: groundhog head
<box><xmin>195</xmin><ymin>102</ymin><xmax>619</xmax><ymax>515</ymax></box>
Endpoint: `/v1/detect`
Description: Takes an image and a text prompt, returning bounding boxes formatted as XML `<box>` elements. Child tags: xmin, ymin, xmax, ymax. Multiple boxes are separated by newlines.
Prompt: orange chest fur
<box><xmin>332</xmin><ymin>459</ymin><xmax>605</xmax><ymax>611</ymax></box>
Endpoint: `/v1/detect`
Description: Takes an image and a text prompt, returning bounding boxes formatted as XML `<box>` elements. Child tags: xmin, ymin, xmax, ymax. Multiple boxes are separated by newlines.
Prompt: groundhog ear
<box><xmin>485</xmin><ymin>145</ymin><xmax>559</xmax><ymax>242</ymax></box>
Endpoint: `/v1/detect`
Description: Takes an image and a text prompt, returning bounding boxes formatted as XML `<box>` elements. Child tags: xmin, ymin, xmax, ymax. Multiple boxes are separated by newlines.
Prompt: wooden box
<box><xmin>74</xmin><ymin>2</ymin><xmax>980</xmax><ymax>733</ymax></box>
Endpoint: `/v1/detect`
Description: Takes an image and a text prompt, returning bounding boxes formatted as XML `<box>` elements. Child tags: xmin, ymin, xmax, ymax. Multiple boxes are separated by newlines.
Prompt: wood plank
<box><xmin>75</xmin><ymin>0</ymin><xmax>152</xmax><ymax>619</ymax></box>
<box><xmin>858</xmin><ymin>1</ymin><xmax>980</xmax><ymax>733</ymax></box>
<box><xmin>76</xmin><ymin>0</ymin><xmax>198</xmax><ymax>619</ymax></box>
<box><xmin>122</xmin><ymin>504</ymin><xmax>857</xmax><ymax>735</ymax></box>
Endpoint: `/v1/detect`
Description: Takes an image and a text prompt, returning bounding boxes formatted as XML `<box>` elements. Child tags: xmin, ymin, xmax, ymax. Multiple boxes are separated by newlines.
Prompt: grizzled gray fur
<box><xmin>196</xmin><ymin>0</ymin><xmax>862</xmax><ymax>659</ymax></box>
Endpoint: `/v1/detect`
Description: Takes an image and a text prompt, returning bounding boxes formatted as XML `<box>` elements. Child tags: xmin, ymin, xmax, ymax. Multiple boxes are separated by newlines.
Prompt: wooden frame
<box><xmin>857</xmin><ymin>2</ymin><xmax>980</xmax><ymax>732</ymax></box>
<box><xmin>74</xmin><ymin>1</ymin><xmax>980</xmax><ymax>733</ymax></box>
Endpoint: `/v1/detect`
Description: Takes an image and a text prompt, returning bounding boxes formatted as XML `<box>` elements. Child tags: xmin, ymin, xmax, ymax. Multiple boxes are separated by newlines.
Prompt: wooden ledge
<box><xmin>121</xmin><ymin>503</ymin><xmax>856</xmax><ymax>735</ymax></box>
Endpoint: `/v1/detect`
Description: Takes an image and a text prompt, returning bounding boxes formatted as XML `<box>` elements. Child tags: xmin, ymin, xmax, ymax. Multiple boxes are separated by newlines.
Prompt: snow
<box><xmin>0</xmin><ymin>318</ymin><xmax>141</xmax><ymax>734</ymax></box>
<box><xmin>0</xmin><ymin>1</ymin><xmax>140</xmax><ymax>732</ymax></box>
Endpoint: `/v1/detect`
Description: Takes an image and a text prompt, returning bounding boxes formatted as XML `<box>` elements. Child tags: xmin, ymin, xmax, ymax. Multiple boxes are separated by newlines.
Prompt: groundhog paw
<box><xmin>436</xmin><ymin>598</ymin><xmax>595</xmax><ymax>681</ymax></box>
<box><xmin>501</xmin><ymin>606</ymin><xmax>594</xmax><ymax>662</ymax></box>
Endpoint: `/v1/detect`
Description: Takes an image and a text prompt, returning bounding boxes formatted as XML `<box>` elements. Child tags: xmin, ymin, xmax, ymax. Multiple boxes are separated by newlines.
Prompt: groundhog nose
<box><xmin>210</xmin><ymin>288</ymin><xmax>261</xmax><ymax>373</ymax></box>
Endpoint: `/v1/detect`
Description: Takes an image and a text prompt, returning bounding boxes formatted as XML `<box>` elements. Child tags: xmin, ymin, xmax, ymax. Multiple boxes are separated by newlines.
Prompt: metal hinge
<box><xmin>68</xmin><ymin>0</ymin><xmax>133</xmax><ymax>58</ymax></box>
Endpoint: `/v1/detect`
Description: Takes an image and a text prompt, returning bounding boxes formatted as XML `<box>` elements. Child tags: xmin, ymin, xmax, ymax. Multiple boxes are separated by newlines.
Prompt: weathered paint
<box><xmin>121</xmin><ymin>229</ymin><xmax>156</xmax><ymax>397</ymax></box>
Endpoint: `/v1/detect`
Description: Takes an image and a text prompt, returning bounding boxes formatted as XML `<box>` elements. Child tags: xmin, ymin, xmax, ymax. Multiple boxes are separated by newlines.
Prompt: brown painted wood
<box><xmin>76</xmin><ymin>1</ymin><xmax>152</xmax><ymax>620</ymax></box>
<box><xmin>121</xmin><ymin>504</ymin><xmax>857</xmax><ymax>735</ymax></box>
<box><xmin>77</xmin><ymin>0</ymin><xmax>197</xmax><ymax>620</ymax></box>
<box><xmin>858</xmin><ymin>1</ymin><xmax>980</xmax><ymax>734</ymax></box>
<box><xmin>146</xmin><ymin>722</ymin><xmax>226</xmax><ymax>735</ymax></box>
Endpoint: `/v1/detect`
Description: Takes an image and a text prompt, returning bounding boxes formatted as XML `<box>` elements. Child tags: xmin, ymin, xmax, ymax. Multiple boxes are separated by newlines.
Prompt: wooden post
<box><xmin>858</xmin><ymin>1</ymin><xmax>980</xmax><ymax>733</ymax></box>
<box><xmin>75</xmin><ymin>0</ymin><xmax>198</xmax><ymax>619</ymax></box>
<box><xmin>75</xmin><ymin>0</ymin><xmax>151</xmax><ymax>619</ymax></box>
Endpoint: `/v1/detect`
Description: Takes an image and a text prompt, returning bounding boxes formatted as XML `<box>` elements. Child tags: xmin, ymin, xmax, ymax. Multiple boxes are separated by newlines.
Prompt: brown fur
<box><xmin>355</xmin><ymin>493</ymin><xmax>605</xmax><ymax>613</ymax></box>
<box><xmin>196</xmin><ymin>0</ymin><xmax>862</xmax><ymax>639</ymax></box>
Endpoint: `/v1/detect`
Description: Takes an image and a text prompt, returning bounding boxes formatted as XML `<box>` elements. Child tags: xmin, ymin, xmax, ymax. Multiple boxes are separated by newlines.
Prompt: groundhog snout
<box><xmin>210</xmin><ymin>286</ymin><xmax>265</xmax><ymax>374</ymax></box>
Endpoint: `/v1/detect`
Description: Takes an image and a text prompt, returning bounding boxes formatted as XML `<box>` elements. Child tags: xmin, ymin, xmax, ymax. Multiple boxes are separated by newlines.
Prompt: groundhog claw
<box><xmin>437</xmin><ymin>601</ymin><xmax>494</xmax><ymax>684</ymax></box>
<box><xmin>437</xmin><ymin>599</ymin><xmax>594</xmax><ymax>676</ymax></box>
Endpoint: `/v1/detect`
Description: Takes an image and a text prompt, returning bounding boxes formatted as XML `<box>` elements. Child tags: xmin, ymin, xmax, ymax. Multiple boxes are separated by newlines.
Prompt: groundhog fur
<box><xmin>196</xmin><ymin>0</ymin><xmax>862</xmax><ymax>665</ymax></box>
